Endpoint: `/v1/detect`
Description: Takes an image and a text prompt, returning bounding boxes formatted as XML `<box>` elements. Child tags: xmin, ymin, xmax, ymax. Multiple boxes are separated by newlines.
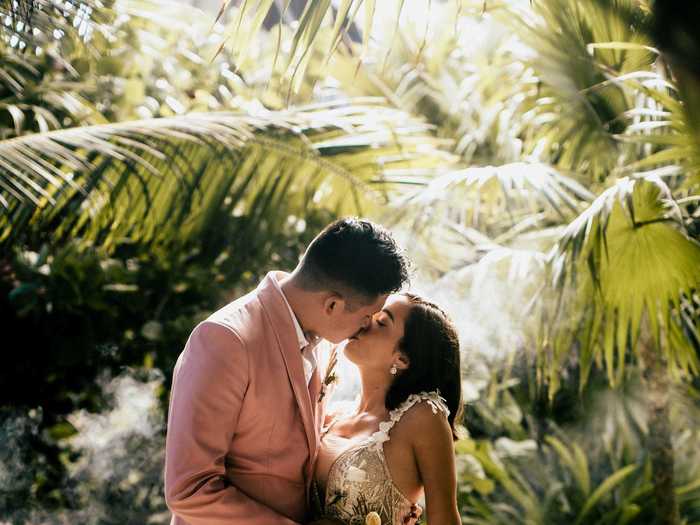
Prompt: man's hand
<box><xmin>402</xmin><ymin>503</ymin><xmax>422</xmax><ymax>524</ymax></box>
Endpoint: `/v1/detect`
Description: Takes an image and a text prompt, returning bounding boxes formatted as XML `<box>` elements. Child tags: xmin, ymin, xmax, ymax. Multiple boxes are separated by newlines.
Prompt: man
<box><xmin>165</xmin><ymin>218</ymin><xmax>410</xmax><ymax>524</ymax></box>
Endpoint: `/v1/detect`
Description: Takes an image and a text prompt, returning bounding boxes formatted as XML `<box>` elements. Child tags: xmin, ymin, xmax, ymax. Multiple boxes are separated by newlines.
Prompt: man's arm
<box><xmin>164</xmin><ymin>321</ymin><xmax>299</xmax><ymax>525</ymax></box>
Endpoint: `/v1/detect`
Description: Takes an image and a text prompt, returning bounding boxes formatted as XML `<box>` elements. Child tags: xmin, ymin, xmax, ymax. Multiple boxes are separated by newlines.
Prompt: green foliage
<box><xmin>0</xmin><ymin>102</ymin><xmax>442</xmax><ymax>251</ymax></box>
<box><xmin>542</xmin><ymin>177</ymin><xmax>700</xmax><ymax>393</ymax></box>
<box><xmin>2</xmin><ymin>0</ymin><xmax>700</xmax><ymax>523</ymax></box>
<box><xmin>0</xmin><ymin>206</ymin><xmax>332</xmax><ymax>515</ymax></box>
<box><xmin>510</xmin><ymin>0</ymin><xmax>655</xmax><ymax>182</ymax></box>
<box><xmin>0</xmin><ymin>1</ymin><xmax>450</xmax><ymax>253</ymax></box>
<box><xmin>457</xmin><ymin>365</ymin><xmax>700</xmax><ymax>525</ymax></box>
<box><xmin>0</xmin><ymin>2</ymin><xmax>455</xmax><ymax>517</ymax></box>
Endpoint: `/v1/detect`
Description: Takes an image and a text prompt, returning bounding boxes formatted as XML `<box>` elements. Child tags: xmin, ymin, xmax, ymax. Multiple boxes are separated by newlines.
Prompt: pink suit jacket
<box><xmin>165</xmin><ymin>272</ymin><xmax>325</xmax><ymax>524</ymax></box>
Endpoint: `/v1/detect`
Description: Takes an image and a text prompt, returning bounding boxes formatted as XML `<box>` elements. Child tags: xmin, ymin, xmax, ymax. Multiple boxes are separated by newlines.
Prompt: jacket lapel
<box><xmin>256</xmin><ymin>272</ymin><xmax>318</xmax><ymax>474</ymax></box>
<box><xmin>308</xmin><ymin>368</ymin><xmax>324</xmax><ymax>482</ymax></box>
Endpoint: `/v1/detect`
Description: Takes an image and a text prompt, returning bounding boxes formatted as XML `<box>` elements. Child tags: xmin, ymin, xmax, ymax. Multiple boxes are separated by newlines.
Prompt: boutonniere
<box><xmin>318</xmin><ymin>346</ymin><xmax>338</xmax><ymax>404</ymax></box>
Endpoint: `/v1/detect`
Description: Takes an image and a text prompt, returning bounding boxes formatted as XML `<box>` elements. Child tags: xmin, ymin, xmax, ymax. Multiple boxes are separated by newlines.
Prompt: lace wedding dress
<box><xmin>312</xmin><ymin>391</ymin><xmax>449</xmax><ymax>525</ymax></box>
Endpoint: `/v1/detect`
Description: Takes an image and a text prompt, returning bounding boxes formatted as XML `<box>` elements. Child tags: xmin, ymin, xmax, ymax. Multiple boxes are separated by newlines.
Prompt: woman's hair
<box><xmin>385</xmin><ymin>293</ymin><xmax>463</xmax><ymax>440</ymax></box>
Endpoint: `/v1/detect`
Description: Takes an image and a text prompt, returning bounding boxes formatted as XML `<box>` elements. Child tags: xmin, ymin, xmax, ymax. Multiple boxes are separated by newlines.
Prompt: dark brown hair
<box><xmin>385</xmin><ymin>293</ymin><xmax>463</xmax><ymax>440</ymax></box>
<box><xmin>296</xmin><ymin>218</ymin><xmax>409</xmax><ymax>307</ymax></box>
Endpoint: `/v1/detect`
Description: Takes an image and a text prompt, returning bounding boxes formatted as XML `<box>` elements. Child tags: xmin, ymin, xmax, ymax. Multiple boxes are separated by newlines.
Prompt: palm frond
<box><xmin>215</xmin><ymin>0</ymin><xmax>415</xmax><ymax>95</ymax></box>
<box><xmin>607</xmin><ymin>70</ymin><xmax>700</xmax><ymax>190</ymax></box>
<box><xmin>510</xmin><ymin>0</ymin><xmax>654</xmax><ymax>181</ymax></box>
<box><xmin>0</xmin><ymin>98</ymin><xmax>446</xmax><ymax>251</ymax></box>
<box><xmin>0</xmin><ymin>49</ymin><xmax>103</xmax><ymax>139</ymax></box>
<box><xmin>393</xmin><ymin>162</ymin><xmax>594</xmax><ymax>237</ymax></box>
<box><xmin>543</xmin><ymin>176</ymin><xmax>700</xmax><ymax>395</ymax></box>
<box><xmin>326</xmin><ymin>2</ymin><xmax>534</xmax><ymax>167</ymax></box>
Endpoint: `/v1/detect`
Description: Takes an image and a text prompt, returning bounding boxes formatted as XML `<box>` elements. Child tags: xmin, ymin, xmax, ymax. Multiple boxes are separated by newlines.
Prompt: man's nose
<box><xmin>361</xmin><ymin>316</ymin><xmax>372</xmax><ymax>329</ymax></box>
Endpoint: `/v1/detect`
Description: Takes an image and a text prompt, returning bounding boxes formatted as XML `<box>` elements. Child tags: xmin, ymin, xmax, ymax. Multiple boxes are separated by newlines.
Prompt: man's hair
<box><xmin>296</xmin><ymin>217</ymin><xmax>409</xmax><ymax>308</ymax></box>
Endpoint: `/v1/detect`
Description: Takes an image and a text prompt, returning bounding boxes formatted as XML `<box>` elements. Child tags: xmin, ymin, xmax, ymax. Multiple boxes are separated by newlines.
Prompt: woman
<box><xmin>311</xmin><ymin>293</ymin><xmax>463</xmax><ymax>525</ymax></box>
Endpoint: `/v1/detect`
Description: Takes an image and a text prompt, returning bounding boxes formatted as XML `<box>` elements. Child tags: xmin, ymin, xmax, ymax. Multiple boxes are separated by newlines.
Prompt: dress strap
<box><xmin>366</xmin><ymin>391</ymin><xmax>450</xmax><ymax>450</ymax></box>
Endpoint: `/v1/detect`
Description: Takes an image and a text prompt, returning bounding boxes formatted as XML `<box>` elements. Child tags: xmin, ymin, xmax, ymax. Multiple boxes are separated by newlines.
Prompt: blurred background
<box><xmin>1</xmin><ymin>0</ymin><xmax>699</xmax><ymax>523</ymax></box>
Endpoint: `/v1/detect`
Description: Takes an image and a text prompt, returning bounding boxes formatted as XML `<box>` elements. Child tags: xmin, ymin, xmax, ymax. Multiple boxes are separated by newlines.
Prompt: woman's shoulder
<box><xmin>391</xmin><ymin>391</ymin><xmax>449</xmax><ymax>420</ymax></box>
<box><xmin>389</xmin><ymin>392</ymin><xmax>451</xmax><ymax>438</ymax></box>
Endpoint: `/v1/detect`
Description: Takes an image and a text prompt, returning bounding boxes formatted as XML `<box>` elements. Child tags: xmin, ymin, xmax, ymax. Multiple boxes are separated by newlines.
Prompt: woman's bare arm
<box><xmin>404</xmin><ymin>403</ymin><xmax>462</xmax><ymax>525</ymax></box>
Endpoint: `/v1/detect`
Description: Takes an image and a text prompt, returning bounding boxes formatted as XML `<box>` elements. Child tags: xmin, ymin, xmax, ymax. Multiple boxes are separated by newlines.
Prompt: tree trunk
<box><xmin>638</xmin><ymin>331</ymin><xmax>681</xmax><ymax>525</ymax></box>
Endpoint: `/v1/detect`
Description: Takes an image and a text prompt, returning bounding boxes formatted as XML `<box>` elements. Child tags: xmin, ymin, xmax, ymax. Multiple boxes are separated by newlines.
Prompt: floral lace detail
<box><xmin>316</xmin><ymin>391</ymin><xmax>449</xmax><ymax>525</ymax></box>
<box><xmin>365</xmin><ymin>391</ymin><xmax>450</xmax><ymax>452</ymax></box>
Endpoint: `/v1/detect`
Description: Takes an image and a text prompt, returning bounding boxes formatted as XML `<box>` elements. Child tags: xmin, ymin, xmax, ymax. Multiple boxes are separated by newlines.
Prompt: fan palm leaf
<box><xmin>382</xmin><ymin>162</ymin><xmax>583</xmax><ymax>287</ymax></box>
<box><xmin>607</xmin><ymin>72</ymin><xmax>700</xmax><ymax>191</ymax></box>
<box><xmin>508</xmin><ymin>0</ymin><xmax>654</xmax><ymax>181</ymax></box>
<box><xmin>544</xmin><ymin>176</ymin><xmax>700</xmax><ymax>393</ymax></box>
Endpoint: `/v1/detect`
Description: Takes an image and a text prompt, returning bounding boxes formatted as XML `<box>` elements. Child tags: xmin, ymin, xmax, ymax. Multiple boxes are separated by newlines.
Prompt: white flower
<box><xmin>370</xmin><ymin>429</ymin><xmax>390</xmax><ymax>448</ymax></box>
<box><xmin>346</xmin><ymin>466</ymin><xmax>367</xmax><ymax>482</ymax></box>
<box><xmin>378</xmin><ymin>421</ymin><xmax>393</xmax><ymax>433</ymax></box>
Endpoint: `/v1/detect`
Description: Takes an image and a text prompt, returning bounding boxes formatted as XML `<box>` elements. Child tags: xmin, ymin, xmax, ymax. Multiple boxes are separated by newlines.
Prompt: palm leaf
<box><xmin>544</xmin><ymin>176</ymin><xmax>700</xmax><ymax>395</ymax></box>
<box><xmin>574</xmin><ymin>464</ymin><xmax>638</xmax><ymax>525</ymax></box>
<box><xmin>214</xmin><ymin>0</ymin><xmax>413</xmax><ymax>95</ymax></box>
<box><xmin>393</xmin><ymin>162</ymin><xmax>593</xmax><ymax>237</ymax></box>
<box><xmin>610</xmin><ymin>72</ymin><xmax>700</xmax><ymax>190</ymax></box>
<box><xmin>545</xmin><ymin>435</ymin><xmax>591</xmax><ymax>496</ymax></box>
<box><xmin>508</xmin><ymin>0</ymin><xmax>654</xmax><ymax>181</ymax></box>
<box><xmin>0</xmin><ymin>98</ymin><xmax>445</xmax><ymax>251</ymax></box>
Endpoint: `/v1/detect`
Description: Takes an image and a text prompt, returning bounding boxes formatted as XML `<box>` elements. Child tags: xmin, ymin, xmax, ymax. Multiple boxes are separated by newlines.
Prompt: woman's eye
<box><xmin>377</xmin><ymin>320</ymin><xmax>385</xmax><ymax>327</ymax></box>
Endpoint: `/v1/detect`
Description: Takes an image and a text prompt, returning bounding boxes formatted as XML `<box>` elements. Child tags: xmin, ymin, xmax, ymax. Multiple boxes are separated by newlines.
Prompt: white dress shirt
<box><xmin>271</xmin><ymin>273</ymin><xmax>318</xmax><ymax>385</ymax></box>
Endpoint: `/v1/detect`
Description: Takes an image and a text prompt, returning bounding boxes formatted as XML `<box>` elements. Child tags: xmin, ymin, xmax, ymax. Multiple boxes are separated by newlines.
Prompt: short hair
<box><xmin>296</xmin><ymin>217</ymin><xmax>409</xmax><ymax>307</ymax></box>
<box><xmin>386</xmin><ymin>293</ymin><xmax>463</xmax><ymax>440</ymax></box>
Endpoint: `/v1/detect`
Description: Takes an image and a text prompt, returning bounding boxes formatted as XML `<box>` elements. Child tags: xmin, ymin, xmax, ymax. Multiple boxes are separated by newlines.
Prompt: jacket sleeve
<box><xmin>164</xmin><ymin>321</ymin><xmax>300</xmax><ymax>525</ymax></box>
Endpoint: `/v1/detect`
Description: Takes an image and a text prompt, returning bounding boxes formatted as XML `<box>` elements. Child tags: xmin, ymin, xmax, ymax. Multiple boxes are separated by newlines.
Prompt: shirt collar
<box><xmin>270</xmin><ymin>271</ymin><xmax>309</xmax><ymax>351</ymax></box>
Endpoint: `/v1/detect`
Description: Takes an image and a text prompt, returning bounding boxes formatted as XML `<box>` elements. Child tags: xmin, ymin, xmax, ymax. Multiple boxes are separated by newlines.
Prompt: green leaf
<box><xmin>47</xmin><ymin>421</ymin><xmax>78</xmax><ymax>441</ymax></box>
<box><xmin>549</xmin><ymin>177</ymin><xmax>700</xmax><ymax>392</ymax></box>
<box><xmin>574</xmin><ymin>464</ymin><xmax>638</xmax><ymax>525</ymax></box>
<box><xmin>545</xmin><ymin>436</ymin><xmax>591</xmax><ymax>495</ymax></box>
<box><xmin>587</xmin><ymin>42</ymin><xmax>659</xmax><ymax>54</ymax></box>
<box><xmin>0</xmin><ymin>101</ymin><xmax>443</xmax><ymax>252</ymax></box>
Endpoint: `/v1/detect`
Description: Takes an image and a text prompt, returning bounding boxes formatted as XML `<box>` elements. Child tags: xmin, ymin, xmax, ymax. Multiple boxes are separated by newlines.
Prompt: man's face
<box><xmin>322</xmin><ymin>293</ymin><xmax>388</xmax><ymax>344</ymax></box>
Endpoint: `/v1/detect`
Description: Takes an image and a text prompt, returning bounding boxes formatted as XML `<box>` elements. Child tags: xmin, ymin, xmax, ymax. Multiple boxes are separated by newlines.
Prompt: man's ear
<box><xmin>323</xmin><ymin>293</ymin><xmax>345</xmax><ymax>316</ymax></box>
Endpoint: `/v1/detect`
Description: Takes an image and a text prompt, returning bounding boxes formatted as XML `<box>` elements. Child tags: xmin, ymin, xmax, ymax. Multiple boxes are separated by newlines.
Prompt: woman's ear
<box><xmin>395</xmin><ymin>352</ymin><xmax>410</xmax><ymax>372</ymax></box>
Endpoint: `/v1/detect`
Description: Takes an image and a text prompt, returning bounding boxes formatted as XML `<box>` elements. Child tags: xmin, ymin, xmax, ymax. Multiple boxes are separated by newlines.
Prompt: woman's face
<box><xmin>343</xmin><ymin>294</ymin><xmax>412</xmax><ymax>373</ymax></box>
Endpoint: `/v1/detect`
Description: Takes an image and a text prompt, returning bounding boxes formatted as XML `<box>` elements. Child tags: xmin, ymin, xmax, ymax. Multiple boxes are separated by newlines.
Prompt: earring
<box><xmin>390</xmin><ymin>364</ymin><xmax>398</xmax><ymax>375</ymax></box>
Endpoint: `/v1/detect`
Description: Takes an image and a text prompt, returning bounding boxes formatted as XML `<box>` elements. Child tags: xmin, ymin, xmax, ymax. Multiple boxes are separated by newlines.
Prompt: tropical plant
<box><xmin>3</xmin><ymin>0</ymin><xmax>700</xmax><ymax>523</ymax></box>
<box><xmin>287</xmin><ymin>1</ymin><xmax>700</xmax><ymax>523</ymax></box>
<box><xmin>0</xmin><ymin>0</ymin><xmax>452</xmax><ymax>518</ymax></box>
<box><xmin>457</xmin><ymin>358</ymin><xmax>700</xmax><ymax>525</ymax></box>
